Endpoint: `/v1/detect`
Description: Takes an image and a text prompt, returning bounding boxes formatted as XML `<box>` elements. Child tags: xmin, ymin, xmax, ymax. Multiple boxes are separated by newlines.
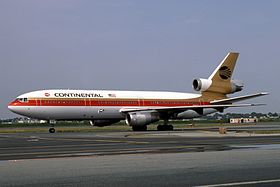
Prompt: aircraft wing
<box><xmin>119</xmin><ymin>103</ymin><xmax>264</xmax><ymax>114</ymax></box>
<box><xmin>210</xmin><ymin>92</ymin><xmax>269</xmax><ymax>104</ymax></box>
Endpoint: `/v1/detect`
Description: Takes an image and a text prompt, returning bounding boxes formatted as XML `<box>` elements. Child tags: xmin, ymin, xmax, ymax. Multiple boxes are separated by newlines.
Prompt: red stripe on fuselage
<box><xmin>9</xmin><ymin>98</ymin><xmax>210</xmax><ymax>107</ymax></box>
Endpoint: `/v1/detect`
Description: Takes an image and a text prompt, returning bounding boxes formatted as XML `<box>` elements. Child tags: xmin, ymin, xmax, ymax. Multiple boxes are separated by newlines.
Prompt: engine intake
<box><xmin>193</xmin><ymin>78</ymin><xmax>212</xmax><ymax>92</ymax></box>
<box><xmin>126</xmin><ymin>112</ymin><xmax>160</xmax><ymax>126</ymax></box>
<box><xmin>193</xmin><ymin>78</ymin><xmax>243</xmax><ymax>94</ymax></box>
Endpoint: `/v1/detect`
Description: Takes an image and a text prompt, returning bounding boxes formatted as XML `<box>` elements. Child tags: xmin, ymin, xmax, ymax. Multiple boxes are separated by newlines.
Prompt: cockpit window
<box><xmin>17</xmin><ymin>98</ymin><xmax>28</xmax><ymax>102</ymax></box>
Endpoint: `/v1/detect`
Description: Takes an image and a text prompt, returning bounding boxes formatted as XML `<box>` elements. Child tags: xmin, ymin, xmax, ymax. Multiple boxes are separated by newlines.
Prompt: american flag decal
<box><xmin>108</xmin><ymin>94</ymin><xmax>116</xmax><ymax>97</ymax></box>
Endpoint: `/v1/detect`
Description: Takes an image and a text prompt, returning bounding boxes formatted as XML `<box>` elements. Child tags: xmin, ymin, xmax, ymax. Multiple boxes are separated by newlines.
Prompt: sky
<box><xmin>1</xmin><ymin>0</ymin><xmax>279</xmax><ymax>118</ymax></box>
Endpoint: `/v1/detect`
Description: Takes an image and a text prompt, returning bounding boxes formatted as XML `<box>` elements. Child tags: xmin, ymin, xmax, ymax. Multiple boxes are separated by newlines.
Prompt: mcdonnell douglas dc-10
<box><xmin>8</xmin><ymin>53</ymin><xmax>268</xmax><ymax>133</ymax></box>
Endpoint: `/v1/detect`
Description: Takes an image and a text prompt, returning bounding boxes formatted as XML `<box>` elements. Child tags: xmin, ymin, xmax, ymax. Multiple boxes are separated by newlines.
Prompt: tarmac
<box><xmin>1</xmin><ymin>127</ymin><xmax>280</xmax><ymax>186</ymax></box>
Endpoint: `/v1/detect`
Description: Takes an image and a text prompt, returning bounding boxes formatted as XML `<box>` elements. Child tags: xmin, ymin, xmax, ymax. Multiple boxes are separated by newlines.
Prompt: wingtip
<box><xmin>251</xmin><ymin>103</ymin><xmax>266</xmax><ymax>106</ymax></box>
<box><xmin>259</xmin><ymin>92</ymin><xmax>269</xmax><ymax>95</ymax></box>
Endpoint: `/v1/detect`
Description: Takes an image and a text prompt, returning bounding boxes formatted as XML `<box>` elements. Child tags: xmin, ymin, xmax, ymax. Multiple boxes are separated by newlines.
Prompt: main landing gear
<box><xmin>132</xmin><ymin>125</ymin><xmax>147</xmax><ymax>131</ymax></box>
<box><xmin>131</xmin><ymin>120</ymin><xmax>174</xmax><ymax>131</ymax></box>
<box><xmin>157</xmin><ymin>124</ymin><xmax>173</xmax><ymax>131</ymax></box>
<box><xmin>157</xmin><ymin>119</ymin><xmax>174</xmax><ymax>131</ymax></box>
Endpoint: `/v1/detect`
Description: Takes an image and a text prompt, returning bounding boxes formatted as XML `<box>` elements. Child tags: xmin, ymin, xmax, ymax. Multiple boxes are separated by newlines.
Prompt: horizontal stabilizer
<box><xmin>210</xmin><ymin>92</ymin><xmax>269</xmax><ymax>104</ymax></box>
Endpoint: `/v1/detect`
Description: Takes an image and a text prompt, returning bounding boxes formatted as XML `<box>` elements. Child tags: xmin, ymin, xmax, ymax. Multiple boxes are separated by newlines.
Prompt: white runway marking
<box><xmin>197</xmin><ymin>179</ymin><xmax>280</xmax><ymax>187</ymax></box>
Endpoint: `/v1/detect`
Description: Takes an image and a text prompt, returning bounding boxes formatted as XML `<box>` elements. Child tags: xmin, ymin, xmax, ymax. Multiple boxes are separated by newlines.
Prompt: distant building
<box><xmin>230</xmin><ymin>118</ymin><xmax>258</xmax><ymax>124</ymax></box>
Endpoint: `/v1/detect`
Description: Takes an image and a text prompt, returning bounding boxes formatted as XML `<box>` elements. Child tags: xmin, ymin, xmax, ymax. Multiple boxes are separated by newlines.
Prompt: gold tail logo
<box><xmin>219</xmin><ymin>66</ymin><xmax>232</xmax><ymax>80</ymax></box>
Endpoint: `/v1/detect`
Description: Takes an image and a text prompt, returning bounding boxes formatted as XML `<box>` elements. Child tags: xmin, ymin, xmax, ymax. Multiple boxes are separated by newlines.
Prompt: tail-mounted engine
<box><xmin>193</xmin><ymin>79</ymin><xmax>212</xmax><ymax>92</ymax></box>
<box><xmin>193</xmin><ymin>78</ymin><xmax>243</xmax><ymax>94</ymax></box>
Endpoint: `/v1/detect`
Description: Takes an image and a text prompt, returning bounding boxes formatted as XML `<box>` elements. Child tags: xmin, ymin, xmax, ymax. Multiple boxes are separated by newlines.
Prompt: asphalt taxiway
<box><xmin>1</xmin><ymin>130</ymin><xmax>280</xmax><ymax>186</ymax></box>
<box><xmin>1</xmin><ymin>131</ymin><xmax>280</xmax><ymax>160</ymax></box>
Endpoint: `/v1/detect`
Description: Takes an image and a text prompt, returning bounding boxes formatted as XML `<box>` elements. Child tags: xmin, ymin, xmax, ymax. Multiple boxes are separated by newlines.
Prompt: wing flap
<box><xmin>119</xmin><ymin>103</ymin><xmax>264</xmax><ymax>113</ymax></box>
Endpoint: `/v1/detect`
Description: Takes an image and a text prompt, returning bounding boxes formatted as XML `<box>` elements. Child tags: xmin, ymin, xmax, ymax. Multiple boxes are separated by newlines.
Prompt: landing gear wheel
<box><xmin>49</xmin><ymin>128</ymin><xmax>56</xmax><ymax>133</ymax></box>
<box><xmin>132</xmin><ymin>126</ymin><xmax>147</xmax><ymax>131</ymax></box>
<box><xmin>157</xmin><ymin>125</ymin><xmax>173</xmax><ymax>131</ymax></box>
<box><xmin>169</xmin><ymin>125</ymin><xmax>174</xmax><ymax>131</ymax></box>
<box><xmin>157</xmin><ymin>125</ymin><xmax>163</xmax><ymax>131</ymax></box>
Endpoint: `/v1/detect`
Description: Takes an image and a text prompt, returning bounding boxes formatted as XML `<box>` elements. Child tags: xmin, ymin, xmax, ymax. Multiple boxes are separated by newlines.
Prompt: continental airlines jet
<box><xmin>8</xmin><ymin>53</ymin><xmax>268</xmax><ymax>133</ymax></box>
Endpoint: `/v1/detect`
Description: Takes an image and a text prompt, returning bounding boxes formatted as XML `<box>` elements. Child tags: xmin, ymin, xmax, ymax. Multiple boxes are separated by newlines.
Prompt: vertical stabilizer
<box><xmin>193</xmin><ymin>52</ymin><xmax>241</xmax><ymax>101</ymax></box>
<box><xmin>209</xmin><ymin>52</ymin><xmax>239</xmax><ymax>82</ymax></box>
<box><xmin>204</xmin><ymin>52</ymin><xmax>239</xmax><ymax>95</ymax></box>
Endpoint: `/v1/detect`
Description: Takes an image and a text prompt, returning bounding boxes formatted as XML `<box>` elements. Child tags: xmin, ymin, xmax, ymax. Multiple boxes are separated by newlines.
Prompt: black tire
<box><xmin>168</xmin><ymin>125</ymin><xmax>174</xmax><ymax>131</ymax></box>
<box><xmin>157</xmin><ymin>125</ymin><xmax>163</xmax><ymax>131</ymax></box>
<box><xmin>132</xmin><ymin>126</ymin><xmax>147</xmax><ymax>131</ymax></box>
<box><xmin>49</xmin><ymin>128</ymin><xmax>56</xmax><ymax>133</ymax></box>
<box><xmin>142</xmin><ymin>126</ymin><xmax>147</xmax><ymax>131</ymax></box>
<box><xmin>157</xmin><ymin>125</ymin><xmax>173</xmax><ymax>131</ymax></box>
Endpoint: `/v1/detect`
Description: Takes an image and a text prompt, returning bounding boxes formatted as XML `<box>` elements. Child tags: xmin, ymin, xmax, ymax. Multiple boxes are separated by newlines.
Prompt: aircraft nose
<box><xmin>8</xmin><ymin>100</ymin><xmax>19</xmax><ymax>113</ymax></box>
<box><xmin>8</xmin><ymin>105</ymin><xmax>14</xmax><ymax>111</ymax></box>
<box><xmin>8</xmin><ymin>102</ymin><xmax>15</xmax><ymax>112</ymax></box>
<box><xmin>8</xmin><ymin>99</ymin><xmax>30</xmax><ymax>116</ymax></box>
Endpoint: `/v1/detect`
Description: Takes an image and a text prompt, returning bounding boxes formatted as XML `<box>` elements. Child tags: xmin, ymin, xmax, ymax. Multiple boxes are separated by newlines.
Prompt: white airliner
<box><xmin>8</xmin><ymin>52</ymin><xmax>268</xmax><ymax>133</ymax></box>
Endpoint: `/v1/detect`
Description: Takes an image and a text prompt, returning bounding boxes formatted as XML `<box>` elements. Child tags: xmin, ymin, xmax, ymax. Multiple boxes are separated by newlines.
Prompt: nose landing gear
<box><xmin>49</xmin><ymin>127</ymin><xmax>56</xmax><ymax>133</ymax></box>
<box><xmin>48</xmin><ymin>120</ymin><xmax>56</xmax><ymax>133</ymax></box>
